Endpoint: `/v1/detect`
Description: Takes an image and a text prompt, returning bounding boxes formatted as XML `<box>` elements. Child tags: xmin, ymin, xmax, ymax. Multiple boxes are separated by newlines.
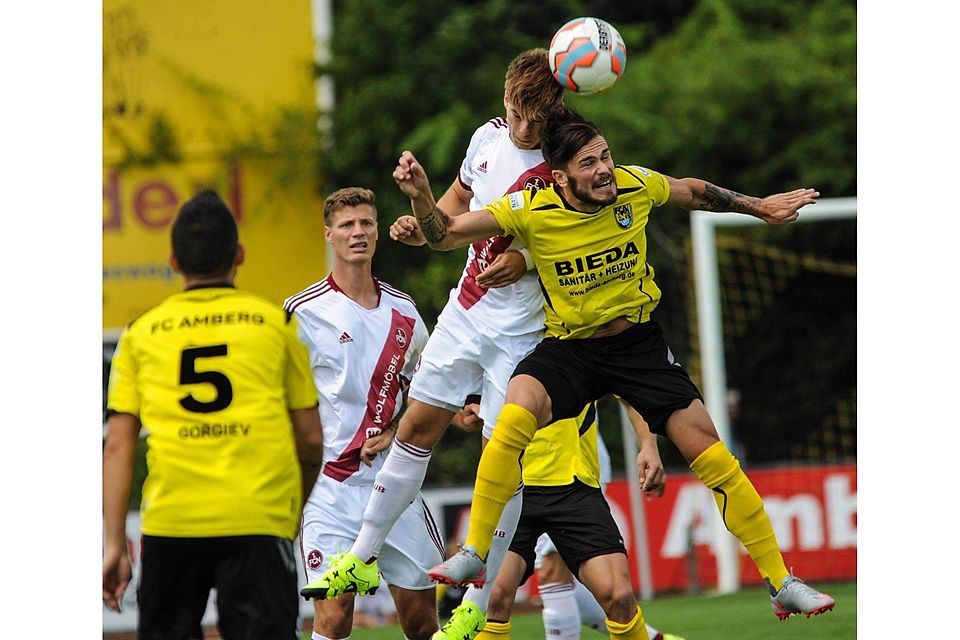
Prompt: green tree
<box><xmin>322</xmin><ymin>0</ymin><xmax>856</xmax><ymax>480</ymax></box>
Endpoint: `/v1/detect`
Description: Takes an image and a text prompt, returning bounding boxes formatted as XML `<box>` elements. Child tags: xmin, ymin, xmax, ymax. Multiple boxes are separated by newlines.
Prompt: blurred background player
<box><xmin>454</xmin><ymin>402</ymin><xmax>682</xmax><ymax>640</ymax></box>
<box><xmin>285</xmin><ymin>187</ymin><xmax>442</xmax><ymax>640</ymax></box>
<box><xmin>393</xmin><ymin>107</ymin><xmax>835</xmax><ymax>631</ymax></box>
<box><xmin>302</xmin><ymin>49</ymin><xmax>589</xmax><ymax>640</ymax></box>
<box><xmin>102</xmin><ymin>190</ymin><xmax>324</xmax><ymax>640</ymax></box>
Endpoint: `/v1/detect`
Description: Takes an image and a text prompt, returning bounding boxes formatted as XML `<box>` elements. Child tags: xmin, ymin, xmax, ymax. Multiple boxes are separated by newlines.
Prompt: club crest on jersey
<box><xmin>523</xmin><ymin>176</ymin><xmax>547</xmax><ymax>192</ymax></box>
<box><xmin>395</xmin><ymin>327</ymin><xmax>407</xmax><ymax>348</ymax></box>
<box><xmin>306</xmin><ymin>549</ymin><xmax>324</xmax><ymax>570</ymax></box>
<box><xmin>614</xmin><ymin>204</ymin><xmax>633</xmax><ymax>229</ymax></box>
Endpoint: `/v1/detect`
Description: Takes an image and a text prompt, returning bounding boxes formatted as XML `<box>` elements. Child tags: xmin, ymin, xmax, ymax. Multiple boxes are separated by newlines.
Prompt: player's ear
<box><xmin>234</xmin><ymin>243</ymin><xmax>245</xmax><ymax>267</ymax></box>
<box><xmin>169</xmin><ymin>251</ymin><xmax>182</xmax><ymax>274</ymax></box>
<box><xmin>552</xmin><ymin>168</ymin><xmax>568</xmax><ymax>188</ymax></box>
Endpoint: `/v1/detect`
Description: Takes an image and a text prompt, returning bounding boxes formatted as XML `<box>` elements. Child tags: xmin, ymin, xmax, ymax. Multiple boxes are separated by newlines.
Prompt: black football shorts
<box><xmin>509</xmin><ymin>479</ymin><xmax>626</xmax><ymax>584</ymax></box>
<box><xmin>512</xmin><ymin>319</ymin><xmax>702</xmax><ymax>433</ymax></box>
<box><xmin>137</xmin><ymin>535</ymin><xmax>299</xmax><ymax>640</ymax></box>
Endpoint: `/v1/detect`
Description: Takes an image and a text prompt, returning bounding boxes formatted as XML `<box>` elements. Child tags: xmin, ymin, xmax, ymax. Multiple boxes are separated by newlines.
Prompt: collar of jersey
<box><xmin>184</xmin><ymin>281</ymin><xmax>235</xmax><ymax>291</ymax></box>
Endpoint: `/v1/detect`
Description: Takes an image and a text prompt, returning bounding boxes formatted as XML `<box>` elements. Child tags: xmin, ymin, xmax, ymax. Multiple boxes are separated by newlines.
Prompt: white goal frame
<box><xmin>690</xmin><ymin>196</ymin><xmax>856</xmax><ymax>593</ymax></box>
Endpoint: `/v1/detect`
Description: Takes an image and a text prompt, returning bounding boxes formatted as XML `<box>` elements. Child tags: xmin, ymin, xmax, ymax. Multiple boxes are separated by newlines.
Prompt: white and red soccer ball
<box><xmin>548</xmin><ymin>17</ymin><xmax>627</xmax><ymax>95</ymax></box>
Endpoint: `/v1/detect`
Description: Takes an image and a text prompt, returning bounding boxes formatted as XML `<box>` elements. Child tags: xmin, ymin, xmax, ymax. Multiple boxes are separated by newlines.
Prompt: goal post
<box><xmin>690</xmin><ymin>196</ymin><xmax>857</xmax><ymax>593</ymax></box>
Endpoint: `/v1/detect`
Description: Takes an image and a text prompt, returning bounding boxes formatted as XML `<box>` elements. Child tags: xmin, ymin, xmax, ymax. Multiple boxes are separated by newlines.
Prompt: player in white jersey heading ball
<box><xmin>299</xmin><ymin>52</ymin><xmax>567</xmax><ymax>640</ymax></box>
<box><xmin>285</xmin><ymin>187</ymin><xmax>444</xmax><ymax>640</ymax></box>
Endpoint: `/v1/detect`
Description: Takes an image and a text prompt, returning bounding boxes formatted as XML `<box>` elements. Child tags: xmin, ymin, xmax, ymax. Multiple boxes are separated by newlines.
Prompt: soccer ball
<box><xmin>548</xmin><ymin>17</ymin><xmax>626</xmax><ymax>95</ymax></box>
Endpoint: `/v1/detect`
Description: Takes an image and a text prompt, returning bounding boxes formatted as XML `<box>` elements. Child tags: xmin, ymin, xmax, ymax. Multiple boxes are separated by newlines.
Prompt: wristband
<box><xmin>518</xmin><ymin>247</ymin><xmax>535</xmax><ymax>271</ymax></box>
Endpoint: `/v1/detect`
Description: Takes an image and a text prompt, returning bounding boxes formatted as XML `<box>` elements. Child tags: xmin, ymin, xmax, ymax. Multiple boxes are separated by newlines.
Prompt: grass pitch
<box><xmin>337</xmin><ymin>581</ymin><xmax>856</xmax><ymax>639</ymax></box>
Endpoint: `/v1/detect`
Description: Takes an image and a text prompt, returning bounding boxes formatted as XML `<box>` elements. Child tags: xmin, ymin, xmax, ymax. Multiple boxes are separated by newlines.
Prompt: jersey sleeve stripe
<box><xmin>379</xmin><ymin>281</ymin><xmax>415</xmax><ymax>304</ymax></box>
<box><xmin>283</xmin><ymin>280</ymin><xmax>332</xmax><ymax>313</ymax></box>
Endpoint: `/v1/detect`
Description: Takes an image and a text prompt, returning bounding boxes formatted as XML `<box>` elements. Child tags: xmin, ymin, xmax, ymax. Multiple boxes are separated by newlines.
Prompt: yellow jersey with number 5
<box><xmin>488</xmin><ymin>165</ymin><xmax>670</xmax><ymax>339</ymax></box>
<box><xmin>107</xmin><ymin>285</ymin><xmax>318</xmax><ymax>539</ymax></box>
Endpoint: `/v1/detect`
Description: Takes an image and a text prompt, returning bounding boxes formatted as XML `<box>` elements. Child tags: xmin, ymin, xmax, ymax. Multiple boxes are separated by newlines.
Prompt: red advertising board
<box><xmin>603</xmin><ymin>464</ymin><xmax>857</xmax><ymax>592</ymax></box>
<box><xmin>438</xmin><ymin>464</ymin><xmax>856</xmax><ymax>596</ymax></box>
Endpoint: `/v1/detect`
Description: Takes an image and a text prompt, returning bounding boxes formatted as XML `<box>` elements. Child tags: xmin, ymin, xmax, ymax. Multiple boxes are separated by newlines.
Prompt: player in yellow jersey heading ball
<box><xmin>393</xmin><ymin>106</ymin><xmax>835</xmax><ymax>629</ymax></box>
<box><xmin>102</xmin><ymin>190</ymin><xmax>325</xmax><ymax>640</ymax></box>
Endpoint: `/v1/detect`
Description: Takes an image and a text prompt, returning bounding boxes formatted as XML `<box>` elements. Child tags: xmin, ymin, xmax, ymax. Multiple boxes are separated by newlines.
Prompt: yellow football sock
<box><xmin>476</xmin><ymin>619</ymin><xmax>511</xmax><ymax>639</ymax></box>
<box><xmin>465</xmin><ymin>403</ymin><xmax>538</xmax><ymax>558</ymax></box>
<box><xmin>606</xmin><ymin>606</ymin><xmax>649</xmax><ymax>639</ymax></box>
<box><xmin>690</xmin><ymin>440</ymin><xmax>789</xmax><ymax>591</ymax></box>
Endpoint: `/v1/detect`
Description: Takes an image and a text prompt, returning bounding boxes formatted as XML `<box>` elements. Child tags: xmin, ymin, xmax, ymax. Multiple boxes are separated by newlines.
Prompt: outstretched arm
<box><xmin>393</xmin><ymin>150</ymin><xmax>503</xmax><ymax>249</ymax></box>
<box><xmin>666</xmin><ymin>176</ymin><xmax>819</xmax><ymax>225</ymax></box>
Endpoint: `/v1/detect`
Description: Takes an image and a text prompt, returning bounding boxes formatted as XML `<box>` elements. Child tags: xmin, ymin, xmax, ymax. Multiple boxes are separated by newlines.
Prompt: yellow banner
<box><xmin>103</xmin><ymin>0</ymin><xmax>327</xmax><ymax>330</ymax></box>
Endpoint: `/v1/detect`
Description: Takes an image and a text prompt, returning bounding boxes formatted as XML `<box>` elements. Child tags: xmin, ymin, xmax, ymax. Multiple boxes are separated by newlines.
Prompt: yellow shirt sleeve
<box><xmin>106</xmin><ymin>327</ymin><xmax>140</xmax><ymax>416</ymax></box>
<box><xmin>486</xmin><ymin>190</ymin><xmax>529</xmax><ymax>243</ymax></box>
<box><xmin>624</xmin><ymin>165</ymin><xmax>671</xmax><ymax>206</ymax></box>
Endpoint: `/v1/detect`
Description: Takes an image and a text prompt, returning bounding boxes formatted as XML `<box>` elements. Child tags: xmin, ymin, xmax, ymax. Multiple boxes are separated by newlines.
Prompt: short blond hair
<box><xmin>504</xmin><ymin>49</ymin><xmax>564</xmax><ymax>122</ymax></box>
<box><xmin>323</xmin><ymin>187</ymin><xmax>377</xmax><ymax>225</ymax></box>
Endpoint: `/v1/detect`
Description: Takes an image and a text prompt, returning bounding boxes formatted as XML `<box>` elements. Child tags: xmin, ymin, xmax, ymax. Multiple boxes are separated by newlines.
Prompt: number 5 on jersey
<box><xmin>179</xmin><ymin>345</ymin><xmax>233</xmax><ymax>413</ymax></box>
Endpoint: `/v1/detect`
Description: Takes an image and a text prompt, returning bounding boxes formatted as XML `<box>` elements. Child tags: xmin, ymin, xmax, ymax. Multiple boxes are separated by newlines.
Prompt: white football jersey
<box><xmin>284</xmin><ymin>275</ymin><xmax>428</xmax><ymax>485</ymax></box>
<box><xmin>451</xmin><ymin>117</ymin><xmax>553</xmax><ymax>336</ymax></box>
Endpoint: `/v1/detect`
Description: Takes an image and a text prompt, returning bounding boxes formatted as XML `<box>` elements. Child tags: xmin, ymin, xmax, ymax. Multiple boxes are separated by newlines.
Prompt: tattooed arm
<box><xmin>393</xmin><ymin>150</ymin><xmax>503</xmax><ymax>249</ymax></box>
<box><xmin>665</xmin><ymin>176</ymin><xmax>819</xmax><ymax>225</ymax></box>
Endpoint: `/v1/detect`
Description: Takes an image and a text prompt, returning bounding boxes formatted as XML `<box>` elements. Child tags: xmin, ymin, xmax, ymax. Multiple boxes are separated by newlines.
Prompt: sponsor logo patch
<box><xmin>508</xmin><ymin>191</ymin><xmax>523</xmax><ymax>210</ymax></box>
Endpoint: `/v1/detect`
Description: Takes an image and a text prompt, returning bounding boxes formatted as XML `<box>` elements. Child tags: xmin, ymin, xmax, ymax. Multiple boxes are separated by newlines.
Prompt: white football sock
<box><xmin>352</xmin><ymin>438</ymin><xmax>431</xmax><ymax>560</ymax></box>
<box><xmin>541</xmin><ymin>581</ymin><xmax>581</xmax><ymax>639</ymax></box>
<box><xmin>463</xmin><ymin>486</ymin><xmax>523</xmax><ymax>611</ymax></box>
<box><xmin>312</xmin><ymin>632</ymin><xmax>350</xmax><ymax>640</ymax></box>
<box><xmin>573</xmin><ymin>579</ymin><xmax>606</xmax><ymax>631</ymax></box>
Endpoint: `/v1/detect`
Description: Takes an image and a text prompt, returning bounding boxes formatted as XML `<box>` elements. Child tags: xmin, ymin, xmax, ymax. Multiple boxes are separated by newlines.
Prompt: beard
<box><xmin>569</xmin><ymin>174</ymin><xmax>617</xmax><ymax>208</ymax></box>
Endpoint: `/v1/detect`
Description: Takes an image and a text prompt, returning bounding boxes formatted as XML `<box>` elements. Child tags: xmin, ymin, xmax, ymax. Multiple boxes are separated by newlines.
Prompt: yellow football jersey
<box><xmin>107</xmin><ymin>285</ymin><xmax>318</xmax><ymax>539</ymax></box>
<box><xmin>522</xmin><ymin>402</ymin><xmax>602</xmax><ymax>488</ymax></box>
<box><xmin>488</xmin><ymin>165</ymin><xmax>671</xmax><ymax>339</ymax></box>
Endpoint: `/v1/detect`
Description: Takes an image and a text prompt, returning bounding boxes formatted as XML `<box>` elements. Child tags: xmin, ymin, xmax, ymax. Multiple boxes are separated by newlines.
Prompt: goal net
<box><xmin>688</xmin><ymin>197</ymin><xmax>856</xmax><ymax>592</ymax></box>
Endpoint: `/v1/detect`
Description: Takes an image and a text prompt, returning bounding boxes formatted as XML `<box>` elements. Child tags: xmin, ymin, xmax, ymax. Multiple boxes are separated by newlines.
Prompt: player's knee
<box><xmin>398</xmin><ymin>400</ymin><xmax>453</xmax><ymax>447</ymax></box>
<box><xmin>398</xmin><ymin>617</ymin><xmax>437</xmax><ymax>640</ymax></box>
<box><xmin>396</xmin><ymin>594</ymin><xmax>440</xmax><ymax>640</ymax></box>
<box><xmin>594</xmin><ymin>584</ymin><xmax>636</xmax><ymax>623</ymax></box>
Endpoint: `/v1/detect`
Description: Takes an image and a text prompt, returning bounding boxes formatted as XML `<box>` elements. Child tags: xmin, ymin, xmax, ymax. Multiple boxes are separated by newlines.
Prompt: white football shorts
<box><xmin>409</xmin><ymin>303</ymin><xmax>542</xmax><ymax>438</ymax></box>
<box><xmin>299</xmin><ymin>475</ymin><xmax>444</xmax><ymax>591</ymax></box>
